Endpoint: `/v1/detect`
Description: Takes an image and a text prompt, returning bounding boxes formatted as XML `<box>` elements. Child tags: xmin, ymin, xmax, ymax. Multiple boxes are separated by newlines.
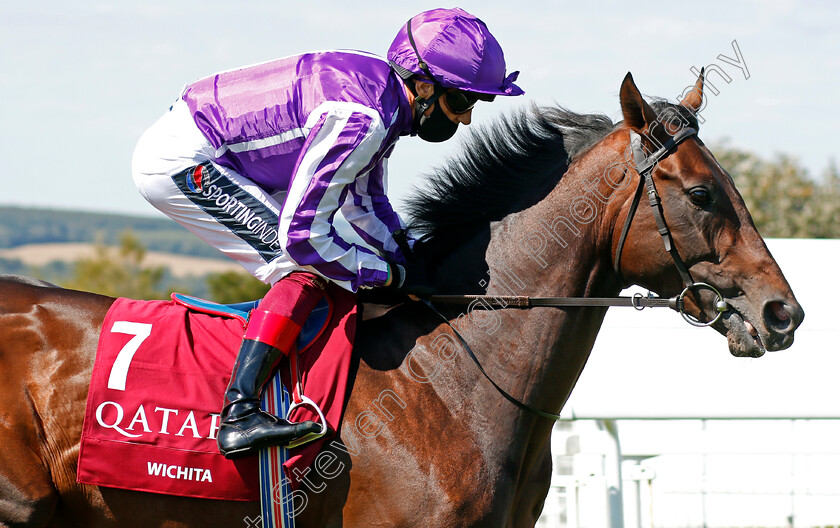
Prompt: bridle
<box><xmin>615</xmin><ymin>127</ymin><xmax>698</xmax><ymax>287</ymax></box>
<box><xmin>414</xmin><ymin>125</ymin><xmax>731</xmax><ymax>421</ymax></box>
<box><xmin>614</xmin><ymin>126</ymin><xmax>730</xmax><ymax>326</ymax></box>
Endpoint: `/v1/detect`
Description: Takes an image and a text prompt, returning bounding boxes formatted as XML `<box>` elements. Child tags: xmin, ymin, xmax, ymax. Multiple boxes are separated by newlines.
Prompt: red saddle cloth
<box><xmin>77</xmin><ymin>285</ymin><xmax>357</xmax><ymax>500</ymax></box>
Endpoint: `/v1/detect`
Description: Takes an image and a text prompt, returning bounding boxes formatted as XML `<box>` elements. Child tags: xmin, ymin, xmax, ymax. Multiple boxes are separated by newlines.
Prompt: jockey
<box><xmin>131</xmin><ymin>7</ymin><xmax>523</xmax><ymax>459</ymax></box>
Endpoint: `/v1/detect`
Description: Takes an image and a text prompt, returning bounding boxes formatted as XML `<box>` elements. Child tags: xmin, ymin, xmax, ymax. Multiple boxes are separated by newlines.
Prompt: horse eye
<box><xmin>689</xmin><ymin>187</ymin><xmax>712</xmax><ymax>206</ymax></box>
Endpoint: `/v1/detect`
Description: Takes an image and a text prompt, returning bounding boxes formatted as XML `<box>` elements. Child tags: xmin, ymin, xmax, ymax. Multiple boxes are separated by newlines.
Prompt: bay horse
<box><xmin>0</xmin><ymin>72</ymin><xmax>803</xmax><ymax>527</ymax></box>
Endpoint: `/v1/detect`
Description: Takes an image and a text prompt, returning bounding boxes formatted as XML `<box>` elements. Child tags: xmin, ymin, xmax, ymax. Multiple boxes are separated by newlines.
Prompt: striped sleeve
<box><xmin>340</xmin><ymin>156</ymin><xmax>412</xmax><ymax>265</ymax></box>
<box><xmin>278</xmin><ymin>102</ymin><xmax>393</xmax><ymax>292</ymax></box>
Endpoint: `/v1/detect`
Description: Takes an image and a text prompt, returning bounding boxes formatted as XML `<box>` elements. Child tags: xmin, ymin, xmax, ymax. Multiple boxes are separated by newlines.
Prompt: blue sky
<box><xmin>2</xmin><ymin>0</ymin><xmax>837</xmax><ymax>217</ymax></box>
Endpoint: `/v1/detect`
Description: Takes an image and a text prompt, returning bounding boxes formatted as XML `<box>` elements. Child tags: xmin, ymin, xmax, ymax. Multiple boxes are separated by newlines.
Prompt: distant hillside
<box><xmin>0</xmin><ymin>243</ymin><xmax>241</xmax><ymax>278</ymax></box>
<box><xmin>0</xmin><ymin>206</ymin><xmax>223</xmax><ymax>259</ymax></box>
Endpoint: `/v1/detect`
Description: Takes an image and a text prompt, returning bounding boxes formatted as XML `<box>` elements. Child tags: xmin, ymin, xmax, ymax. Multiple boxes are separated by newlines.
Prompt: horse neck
<box><xmin>436</xmin><ymin>142</ymin><xmax>628</xmax><ymax>434</ymax></box>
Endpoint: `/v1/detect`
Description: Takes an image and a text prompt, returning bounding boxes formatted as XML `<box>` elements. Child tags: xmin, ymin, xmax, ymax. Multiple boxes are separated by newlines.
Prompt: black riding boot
<box><xmin>217</xmin><ymin>339</ymin><xmax>319</xmax><ymax>459</ymax></box>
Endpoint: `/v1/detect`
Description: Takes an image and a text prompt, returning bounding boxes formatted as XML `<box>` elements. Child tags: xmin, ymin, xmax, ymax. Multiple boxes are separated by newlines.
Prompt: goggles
<box><xmin>444</xmin><ymin>90</ymin><xmax>480</xmax><ymax>114</ymax></box>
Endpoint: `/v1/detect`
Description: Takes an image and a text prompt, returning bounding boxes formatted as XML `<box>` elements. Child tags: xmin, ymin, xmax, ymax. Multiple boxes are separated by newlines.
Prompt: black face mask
<box><xmin>417</xmin><ymin>101</ymin><xmax>458</xmax><ymax>143</ymax></box>
<box><xmin>413</xmin><ymin>86</ymin><xmax>458</xmax><ymax>143</ymax></box>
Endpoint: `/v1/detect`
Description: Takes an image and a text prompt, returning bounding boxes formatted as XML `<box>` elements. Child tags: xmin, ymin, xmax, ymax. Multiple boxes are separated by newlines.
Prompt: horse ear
<box><xmin>680</xmin><ymin>67</ymin><xmax>705</xmax><ymax>112</ymax></box>
<box><xmin>619</xmin><ymin>72</ymin><xmax>658</xmax><ymax>132</ymax></box>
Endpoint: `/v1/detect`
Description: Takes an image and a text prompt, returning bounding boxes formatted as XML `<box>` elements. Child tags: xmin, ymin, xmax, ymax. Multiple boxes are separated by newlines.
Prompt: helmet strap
<box><xmin>406</xmin><ymin>17</ymin><xmax>438</xmax><ymax>85</ymax></box>
<box><xmin>412</xmin><ymin>85</ymin><xmax>444</xmax><ymax>135</ymax></box>
<box><xmin>402</xmin><ymin>15</ymin><xmax>450</xmax><ymax>136</ymax></box>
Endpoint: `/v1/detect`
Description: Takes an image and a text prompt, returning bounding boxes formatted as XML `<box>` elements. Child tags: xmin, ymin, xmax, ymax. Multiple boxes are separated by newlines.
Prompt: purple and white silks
<box><xmin>181</xmin><ymin>50</ymin><xmax>414</xmax><ymax>292</ymax></box>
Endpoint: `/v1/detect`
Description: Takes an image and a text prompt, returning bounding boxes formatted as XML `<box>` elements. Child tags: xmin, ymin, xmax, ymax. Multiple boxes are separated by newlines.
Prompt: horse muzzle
<box><xmin>714</xmin><ymin>296</ymin><xmax>804</xmax><ymax>358</ymax></box>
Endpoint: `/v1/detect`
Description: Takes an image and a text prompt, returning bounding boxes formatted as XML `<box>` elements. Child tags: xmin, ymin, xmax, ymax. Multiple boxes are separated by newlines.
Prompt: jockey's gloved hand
<box><xmin>389</xmin><ymin>260</ymin><xmax>437</xmax><ymax>298</ymax></box>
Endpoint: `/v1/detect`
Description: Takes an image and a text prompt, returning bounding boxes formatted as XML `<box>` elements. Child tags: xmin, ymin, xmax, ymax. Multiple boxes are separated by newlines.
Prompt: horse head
<box><xmin>611</xmin><ymin>72</ymin><xmax>804</xmax><ymax>357</ymax></box>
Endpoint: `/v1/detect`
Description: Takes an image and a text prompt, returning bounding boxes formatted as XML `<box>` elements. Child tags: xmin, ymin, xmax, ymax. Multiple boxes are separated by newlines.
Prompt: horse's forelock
<box><xmin>649</xmin><ymin>98</ymin><xmax>701</xmax><ymax>133</ymax></box>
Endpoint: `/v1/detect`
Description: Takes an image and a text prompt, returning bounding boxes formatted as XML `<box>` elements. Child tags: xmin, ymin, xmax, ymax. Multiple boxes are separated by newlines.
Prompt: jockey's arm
<box><xmin>339</xmin><ymin>157</ymin><xmax>416</xmax><ymax>265</ymax></box>
<box><xmin>278</xmin><ymin>107</ymin><xmax>398</xmax><ymax>292</ymax></box>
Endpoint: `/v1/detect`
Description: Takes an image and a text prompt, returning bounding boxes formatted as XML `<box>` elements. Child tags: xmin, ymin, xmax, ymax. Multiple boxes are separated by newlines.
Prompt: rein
<box><xmin>419</xmin><ymin>125</ymin><xmax>731</xmax><ymax>422</ymax></box>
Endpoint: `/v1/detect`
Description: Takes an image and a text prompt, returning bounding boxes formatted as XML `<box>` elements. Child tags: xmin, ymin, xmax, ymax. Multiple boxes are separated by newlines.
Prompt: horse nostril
<box><xmin>771</xmin><ymin>301</ymin><xmax>789</xmax><ymax>321</ymax></box>
<box><xmin>764</xmin><ymin>300</ymin><xmax>794</xmax><ymax>333</ymax></box>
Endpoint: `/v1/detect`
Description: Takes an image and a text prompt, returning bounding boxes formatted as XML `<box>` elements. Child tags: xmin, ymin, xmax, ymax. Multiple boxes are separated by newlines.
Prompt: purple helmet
<box><xmin>387</xmin><ymin>8</ymin><xmax>523</xmax><ymax>97</ymax></box>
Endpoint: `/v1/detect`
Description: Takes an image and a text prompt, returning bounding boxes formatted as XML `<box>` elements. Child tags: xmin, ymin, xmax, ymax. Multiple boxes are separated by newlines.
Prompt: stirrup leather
<box><xmin>284</xmin><ymin>346</ymin><xmax>328</xmax><ymax>449</ymax></box>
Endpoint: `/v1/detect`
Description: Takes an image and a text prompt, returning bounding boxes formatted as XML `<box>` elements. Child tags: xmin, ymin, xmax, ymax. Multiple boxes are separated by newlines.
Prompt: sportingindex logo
<box><xmin>171</xmin><ymin>163</ymin><xmax>283</xmax><ymax>263</ymax></box>
<box><xmin>186</xmin><ymin>165</ymin><xmax>205</xmax><ymax>193</ymax></box>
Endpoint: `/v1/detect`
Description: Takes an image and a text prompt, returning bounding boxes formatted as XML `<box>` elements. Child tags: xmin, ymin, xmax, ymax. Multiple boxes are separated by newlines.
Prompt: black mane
<box><xmin>405</xmin><ymin>100</ymin><xmax>697</xmax><ymax>253</ymax></box>
<box><xmin>405</xmin><ymin>104</ymin><xmax>613</xmax><ymax>245</ymax></box>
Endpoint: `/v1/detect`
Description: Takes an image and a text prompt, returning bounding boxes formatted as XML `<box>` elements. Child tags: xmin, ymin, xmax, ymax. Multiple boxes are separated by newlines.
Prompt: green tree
<box><xmin>809</xmin><ymin>160</ymin><xmax>840</xmax><ymax>238</ymax></box>
<box><xmin>63</xmin><ymin>231</ymin><xmax>177</xmax><ymax>299</ymax></box>
<box><xmin>206</xmin><ymin>270</ymin><xmax>270</xmax><ymax>304</ymax></box>
<box><xmin>712</xmin><ymin>142</ymin><xmax>840</xmax><ymax>238</ymax></box>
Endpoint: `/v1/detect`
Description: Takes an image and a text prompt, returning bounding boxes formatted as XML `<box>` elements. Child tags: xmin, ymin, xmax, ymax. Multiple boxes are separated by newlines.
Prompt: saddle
<box><xmin>77</xmin><ymin>285</ymin><xmax>357</xmax><ymax>506</ymax></box>
<box><xmin>171</xmin><ymin>293</ymin><xmax>332</xmax><ymax>352</ymax></box>
<box><xmin>173</xmin><ymin>293</ymin><xmax>335</xmax><ymax>449</ymax></box>
<box><xmin>169</xmin><ymin>285</ymin><xmax>360</xmax><ymax>474</ymax></box>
